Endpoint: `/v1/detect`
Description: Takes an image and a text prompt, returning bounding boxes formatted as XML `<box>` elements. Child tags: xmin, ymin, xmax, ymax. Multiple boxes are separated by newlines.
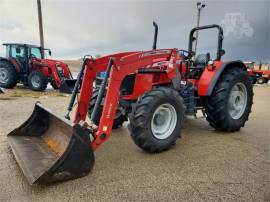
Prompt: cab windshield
<box><xmin>245</xmin><ymin>63</ymin><xmax>255</xmax><ymax>69</ymax></box>
<box><xmin>30</xmin><ymin>47</ymin><xmax>42</xmax><ymax>59</ymax></box>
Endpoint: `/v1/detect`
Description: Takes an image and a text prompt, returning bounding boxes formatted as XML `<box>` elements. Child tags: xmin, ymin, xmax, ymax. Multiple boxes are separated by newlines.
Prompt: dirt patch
<box><xmin>0</xmin><ymin>85</ymin><xmax>69</xmax><ymax>100</ymax></box>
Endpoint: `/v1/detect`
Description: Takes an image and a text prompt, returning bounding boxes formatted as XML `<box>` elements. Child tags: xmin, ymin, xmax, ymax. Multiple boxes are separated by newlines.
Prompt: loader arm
<box><xmin>74</xmin><ymin>52</ymin><xmax>138</xmax><ymax>123</ymax></box>
<box><xmin>75</xmin><ymin>49</ymin><xmax>177</xmax><ymax>150</ymax></box>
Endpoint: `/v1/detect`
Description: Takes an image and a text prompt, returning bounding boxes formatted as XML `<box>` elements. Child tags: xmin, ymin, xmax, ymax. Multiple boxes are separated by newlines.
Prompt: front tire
<box><xmin>28</xmin><ymin>71</ymin><xmax>48</xmax><ymax>91</ymax></box>
<box><xmin>128</xmin><ymin>87</ymin><xmax>184</xmax><ymax>153</ymax></box>
<box><xmin>88</xmin><ymin>87</ymin><xmax>127</xmax><ymax>129</ymax></box>
<box><xmin>203</xmin><ymin>67</ymin><xmax>253</xmax><ymax>132</ymax></box>
<box><xmin>0</xmin><ymin>60</ymin><xmax>17</xmax><ymax>88</ymax></box>
<box><xmin>257</xmin><ymin>77</ymin><xmax>265</xmax><ymax>84</ymax></box>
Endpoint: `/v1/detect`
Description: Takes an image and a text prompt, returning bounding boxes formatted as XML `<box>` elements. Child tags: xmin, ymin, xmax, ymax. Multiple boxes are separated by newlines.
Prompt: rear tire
<box><xmin>28</xmin><ymin>71</ymin><xmax>48</xmax><ymax>91</ymax></box>
<box><xmin>0</xmin><ymin>60</ymin><xmax>17</xmax><ymax>88</ymax></box>
<box><xmin>128</xmin><ymin>87</ymin><xmax>184</xmax><ymax>153</ymax></box>
<box><xmin>88</xmin><ymin>87</ymin><xmax>127</xmax><ymax>129</ymax></box>
<box><xmin>203</xmin><ymin>67</ymin><xmax>253</xmax><ymax>132</ymax></box>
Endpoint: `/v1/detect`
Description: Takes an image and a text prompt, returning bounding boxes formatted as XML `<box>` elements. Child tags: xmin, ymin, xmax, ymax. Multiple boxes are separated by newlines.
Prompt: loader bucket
<box><xmin>59</xmin><ymin>79</ymin><xmax>77</xmax><ymax>94</ymax></box>
<box><xmin>7</xmin><ymin>103</ymin><xmax>95</xmax><ymax>185</ymax></box>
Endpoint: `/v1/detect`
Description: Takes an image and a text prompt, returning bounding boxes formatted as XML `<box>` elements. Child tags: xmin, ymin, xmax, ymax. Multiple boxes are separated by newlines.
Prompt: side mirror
<box><xmin>48</xmin><ymin>50</ymin><xmax>52</xmax><ymax>56</ymax></box>
<box><xmin>16</xmin><ymin>47</ymin><xmax>21</xmax><ymax>54</ymax></box>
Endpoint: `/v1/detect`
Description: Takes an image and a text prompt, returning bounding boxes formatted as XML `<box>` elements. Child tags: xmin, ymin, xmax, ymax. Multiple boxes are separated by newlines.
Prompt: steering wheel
<box><xmin>30</xmin><ymin>54</ymin><xmax>37</xmax><ymax>58</ymax></box>
<box><xmin>178</xmin><ymin>50</ymin><xmax>190</xmax><ymax>59</ymax></box>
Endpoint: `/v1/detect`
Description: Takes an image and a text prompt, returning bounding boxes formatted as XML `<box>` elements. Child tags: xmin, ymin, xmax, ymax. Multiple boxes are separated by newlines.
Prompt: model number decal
<box><xmin>142</xmin><ymin>50</ymin><xmax>171</xmax><ymax>57</ymax></box>
<box><xmin>106</xmin><ymin>103</ymin><xmax>113</xmax><ymax>119</ymax></box>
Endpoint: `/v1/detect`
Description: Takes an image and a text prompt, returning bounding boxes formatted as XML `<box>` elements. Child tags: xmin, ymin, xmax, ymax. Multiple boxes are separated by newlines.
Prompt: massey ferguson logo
<box><xmin>142</xmin><ymin>50</ymin><xmax>171</xmax><ymax>57</ymax></box>
<box><xmin>106</xmin><ymin>103</ymin><xmax>113</xmax><ymax>119</ymax></box>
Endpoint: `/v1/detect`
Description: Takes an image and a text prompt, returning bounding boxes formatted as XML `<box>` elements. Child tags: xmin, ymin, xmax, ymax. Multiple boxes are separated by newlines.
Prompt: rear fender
<box><xmin>197</xmin><ymin>60</ymin><xmax>246</xmax><ymax>96</ymax></box>
<box><xmin>0</xmin><ymin>57</ymin><xmax>21</xmax><ymax>72</ymax></box>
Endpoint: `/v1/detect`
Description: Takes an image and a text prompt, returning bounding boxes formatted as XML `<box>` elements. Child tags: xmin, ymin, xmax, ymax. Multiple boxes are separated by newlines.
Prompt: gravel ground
<box><xmin>0</xmin><ymin>85</ymin><xmax>269</xmax><ymax>202</ymax></box>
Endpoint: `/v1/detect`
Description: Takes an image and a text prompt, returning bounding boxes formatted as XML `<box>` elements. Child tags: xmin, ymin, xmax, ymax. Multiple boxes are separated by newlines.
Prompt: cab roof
<box><xmin>2</xmin><ymin>43</ymin><xmax>50</xmax><ymax>50</ymax></box>
<box><xmin>3</xmin><ymin>43</ymin><xmax>41</xmax><ymax>48</ymax></box>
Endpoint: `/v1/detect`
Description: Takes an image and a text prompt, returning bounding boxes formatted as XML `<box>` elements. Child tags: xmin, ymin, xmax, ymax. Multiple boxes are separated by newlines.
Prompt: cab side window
<box><xmin>10</xmin><ymin>46</ymin><xmax>26</xmax><ymax>64</ymax></box>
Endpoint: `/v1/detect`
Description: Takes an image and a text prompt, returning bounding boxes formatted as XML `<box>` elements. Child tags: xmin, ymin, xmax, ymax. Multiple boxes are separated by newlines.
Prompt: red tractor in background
<box><xmin>0</xmin><ymin>43</ymin><xmax>76</xmax><ymax>93</ymax></box>
<box><xmin>246</xmin><ymin>61</ymin><xmax>270</xmax><ymax>84</ymax></box>
<box><xmin>7</xmin><ymin>23</ymin><xmax>253</xmax><ymax>185</ymax></box>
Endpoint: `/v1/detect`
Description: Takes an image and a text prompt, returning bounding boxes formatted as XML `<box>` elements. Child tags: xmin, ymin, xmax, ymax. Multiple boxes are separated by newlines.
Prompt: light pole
<box><xmin>194</xmin><ymin>2</ymin><xmax>206</xmax><ymax>56</ymax></box>
<box><xmin>37</xmin><ymin>0</ymin><xmax>44</xmax><ymax>56</ymax></box>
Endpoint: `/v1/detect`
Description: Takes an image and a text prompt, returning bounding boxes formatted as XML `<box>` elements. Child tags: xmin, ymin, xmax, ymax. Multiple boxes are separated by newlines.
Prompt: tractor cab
<box><xmin>244</xmin><ymin>61</ymin><xmax>255</xmax><ymax>69</ymax></box>
<box><xmin>3</xmin><ymin>43</ymin><xmax>51</xmax><ymax>73</ymax></box>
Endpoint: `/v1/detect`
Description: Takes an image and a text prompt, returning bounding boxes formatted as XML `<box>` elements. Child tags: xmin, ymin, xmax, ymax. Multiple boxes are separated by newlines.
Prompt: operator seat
<box><xmin>194</xmin><ymin>53</ymin><xmax>210</xmax><ymax>67</ymax></box>
<box><xmin>16</xmin><ymin>56</ymin><xmax>25</xmax><ymax>63</ymax></box>
<box><xmin>15</xmin><ymin>55</ymin><xmax>26</xmax><ymax>67</ymax></box>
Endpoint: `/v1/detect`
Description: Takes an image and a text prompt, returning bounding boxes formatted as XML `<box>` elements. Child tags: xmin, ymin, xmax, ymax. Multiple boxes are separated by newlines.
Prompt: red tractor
<box><xmin>246</xmin><ymin>61</ymin><xmax>270</xmax><ymax>84</ymax></box>
<box><xmin>7</xmin><ymin>23</ymin><xmax>253</xmax><ymax>185</ymax></box>
<box><xmin>0</xmin><ymin>43</ymin><xmax>76</xmax><ymax>93</ymax></box>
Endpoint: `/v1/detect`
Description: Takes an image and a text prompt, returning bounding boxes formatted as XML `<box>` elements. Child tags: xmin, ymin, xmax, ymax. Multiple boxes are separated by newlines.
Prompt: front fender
<box><xmin>197</xmin><ymin>60</ymin><xmax>246</xmax><ymax>96</ymax></box>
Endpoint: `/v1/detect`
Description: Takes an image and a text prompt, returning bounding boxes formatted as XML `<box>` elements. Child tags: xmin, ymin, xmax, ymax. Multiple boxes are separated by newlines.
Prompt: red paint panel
<box><xmin>124</xmin><ymin>74</ymin><xmax>153</xmax><ymax>100</ymax></box>
<box><xmin>197</xmin><ymin>61</ymin><xmax>224</xmax><ymax>96</ymax></box>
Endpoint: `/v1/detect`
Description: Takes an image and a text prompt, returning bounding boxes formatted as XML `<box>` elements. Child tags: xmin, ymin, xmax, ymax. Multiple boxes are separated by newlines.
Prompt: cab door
<box><xmin>10</xmin><ymin>45</ymin><xmax>28</xmax><ymax>73</ymax></box>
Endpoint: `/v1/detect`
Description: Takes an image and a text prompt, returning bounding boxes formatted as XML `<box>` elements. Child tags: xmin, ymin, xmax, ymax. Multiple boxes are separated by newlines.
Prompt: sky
<box><xmin>0</xmin><ymin>0</ymin><xmax>269</xmax><ymax>62</ymax></box>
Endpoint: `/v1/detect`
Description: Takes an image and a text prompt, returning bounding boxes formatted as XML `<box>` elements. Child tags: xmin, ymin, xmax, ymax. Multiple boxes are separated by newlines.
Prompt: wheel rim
<box><xmin>258</xmin><ymin>78</ymin><xmax>264</xmax><ymax>83</ymax></box>
<box><xmin>31</xmin><ymin>75</ymin><xmax>41</xmax><ymax>88</ymax></box>
<box><xmin>0</xmin><ymin>68</ymin><xmax>9</xmax><ymax>83</ymax></box>
<box><xmin>228</xmin><ymin>82</ymin><xmax>247</xmax><ymax>119</ymax></box>
<box><xmin>151</xmin><ymin>103</ymin><xmax>177</xmax><ymax>139</ymax></box>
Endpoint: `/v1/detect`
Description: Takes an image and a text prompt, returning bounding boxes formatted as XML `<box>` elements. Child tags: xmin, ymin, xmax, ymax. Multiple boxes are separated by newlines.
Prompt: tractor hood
<box><xmin>32</xmin><ymin>58</ymin><xmax>68</xmax><ymax>68</ymax></box>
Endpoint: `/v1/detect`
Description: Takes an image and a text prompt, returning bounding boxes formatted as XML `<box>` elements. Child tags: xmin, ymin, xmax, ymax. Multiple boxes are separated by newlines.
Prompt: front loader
<box><xmin>7</xmin><ymin>23</ymin><xmax>253</xmax><ymax>185</ymax></box>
